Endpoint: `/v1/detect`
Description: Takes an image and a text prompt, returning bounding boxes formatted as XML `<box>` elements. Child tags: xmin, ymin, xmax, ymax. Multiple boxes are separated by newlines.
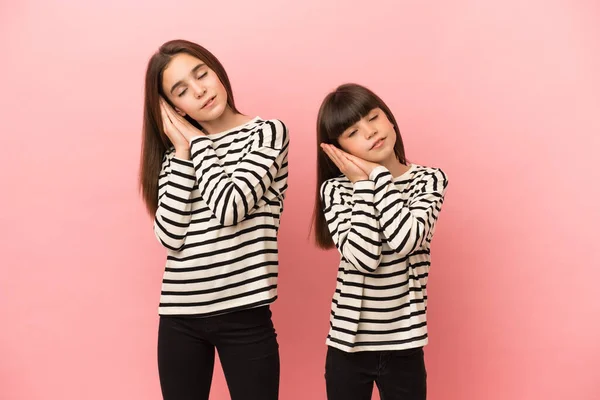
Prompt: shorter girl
<box><xmin>313</xmin><ymin>83</ymin><xmax>448</xmax><ymax>400</ymax></box>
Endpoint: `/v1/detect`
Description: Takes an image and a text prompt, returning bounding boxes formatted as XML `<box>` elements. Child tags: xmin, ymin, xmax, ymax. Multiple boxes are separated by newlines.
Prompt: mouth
<box><xmin>201</xmin><ymin>96</ymin><xmax>216</xmax><ymax>109</ymax></box>
<box><xmin>370</xmin><ymin>137</ymin><xmax>387</xmax><ymax>150</ymax></box>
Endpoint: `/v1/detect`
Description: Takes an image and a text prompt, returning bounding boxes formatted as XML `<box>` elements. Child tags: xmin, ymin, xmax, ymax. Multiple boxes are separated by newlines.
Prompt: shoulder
<box><xmin>320</xmin><ymin>175</ymin><xmax>353</xmax><ymax>202</ymax></box>
<box><xmin>409</xmin><ymin>164</ymin><xmax>449</xmax><ymax>191</ymax></box>
<box><xmin>253</xmin><ymin>118</ymin><xmax>289</xmax><ymax>149</ymax></box>
<box><xmin>161</xmin><ymin>147</ymin><xmax>175</xmax><ymax>165</ymax></box>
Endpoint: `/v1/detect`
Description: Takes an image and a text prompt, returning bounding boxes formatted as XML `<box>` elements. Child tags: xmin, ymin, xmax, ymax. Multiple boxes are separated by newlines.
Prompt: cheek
<box><xmin>339</xmin><ymin>140</ymin><xmax>363</xmax><ymax>156</ymax></box>
<box><xmin>337</xmin><ymin>138</ymin><xmax>351</xmax><ymax>153</ymax></box>
<box><xmin>208</xmin><ymin>73</ymin><xmax>225</xmax><ymax>91</ymax></box>
<box><xmin>381</xmin><ymin>119</ymin><xmax>394</xmax><ymax>132</ymax></box>
<box><xmin>216</xmin><ymin>80</ymin><xmax>228</xmax><ymax>99</ymax></box>
<box><xmin>388</xmin><ymin>134</ymin><xmax>397</xmax><ymax>146</ymax></box>
<box><xmin>168</xmin><ymin>97</ymin><xmax>193</xmax><ymax>115</ymax></box>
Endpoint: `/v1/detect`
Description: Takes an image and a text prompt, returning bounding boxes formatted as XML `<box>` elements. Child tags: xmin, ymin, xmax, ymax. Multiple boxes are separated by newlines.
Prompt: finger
<box><xmin>331</xmin><ymin>146</ymin><xmax>353</xmax><ymax>163</ymax></box>
<box><xmin>323</xmin><ymin>146</ymin><xmax>344</xmax><ymax>171</ymax></box>
<box><xmin>160</xmin><ymin>98</ymin><xmax>181</xmax><ymax>123</ymax></box>
<box><xmin>344</xmin><ymin>155</ymin><xmax>369</xmax><ymax>176</ymax></box>
<box><xmin>160</xmin><ymin>104</ymin><xmax>173</xmax><ymax>128</ymax></box>
<box><xmin>321</xmin><ymin>145</ymin><xmax>338</xmax><ymax>164</ymax></box>
<box><xmin>329</xmin><ymin>145</ymin><xmax>346</xmax><ymax>156</ymax></box>
<box><xmin>163</xmin><ymin>105</ymin><xmax>184</xmax><ymax>135</ymax></box>
<box><xmin>170</xmin><ymin>112</ymin><xmax>189</xmax><ymax>132</ymax></box>
<box><xmin>162</xmin><ymin>116</ymin><xmax>177</xmax><ymax>141</ymax></box>
<box><xmin>329</xmin><ymin>147</ymin><xmax>351</xmax><ymax>173</ymax></box>
<box><xmin>329</xmin><ymin>146</ymin><xmax>367</xmax><ymax>178</ymax></box>
<box><xmin>162</xmin><ymin>120</ymin><xmax>169</xmax><ymax>139</ymax></box>
<box><xmin>345</xmin><ymin>157</ymin><xmax>363</xmax><ymax>171</ymax></box>
<box><xmin>159</xmin><ymin>98</ymin><xmax>171</xmax><ymax>119</ymax></box>
<box><xmin>338</xmin><ymin>150</ymin><xmax>365</xmax><ymax>168</ymax></box>
<box><xmin>161</xmin><ymin>107</ymin><xmax>181</xmax><ymax>140</ymax></box>
<box><xmin>160</xmin><ymin>101</ymin><xmax>188</xmax><ymax>128</ymax></box>
<box><xmin>159</xmin><ymin>101</ymin><xmax>172</xmax><ymax>124</ymax></box>
<box><xmin>330</xmin><ymin>146</ymin><xmax>351</xmax><ymax>168</ymax></box>
<box><xmin>324</xmin><ymin>145</ymin><xmax>343</xmax><ymax>165</ymax></box>
<box><xmin>162</xmin><ymin>102</ymin><xmax>178</xmax><ymax>122</ymax></box>
<box><xmin>343</xmin><ymin>152</ymin><xmax>363</xmax><ymax>167</ymax></box>
<box><xmin>159</xmin><ymin>103</ymin><xmax>169</xmax><ymax>130</ymax></box>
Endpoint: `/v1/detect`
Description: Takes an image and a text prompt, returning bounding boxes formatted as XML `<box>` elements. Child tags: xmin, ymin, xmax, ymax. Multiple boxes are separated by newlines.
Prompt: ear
<box><xmin>174</xmin><ymin>107</ymin><xmax>186</xmax><ymax>117</ymax></box>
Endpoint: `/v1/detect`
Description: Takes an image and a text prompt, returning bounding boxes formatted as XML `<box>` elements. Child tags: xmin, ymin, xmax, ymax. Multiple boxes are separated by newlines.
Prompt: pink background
<box><xmin>1</xmin><ymin>1</ymin><xmax>599</xmax><ymax>399</ymax></box>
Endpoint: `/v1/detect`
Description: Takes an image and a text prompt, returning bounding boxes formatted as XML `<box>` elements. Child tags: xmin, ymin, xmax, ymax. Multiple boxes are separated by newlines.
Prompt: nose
<box><xmin>190</xmin><ymin>81</ymin><xmax>206</xmax><ymax>98</ymax></box>
<box><xmin>361</xmin><ymin>122</ymin><xmax>377</xmax><ymax>139</ymax></box>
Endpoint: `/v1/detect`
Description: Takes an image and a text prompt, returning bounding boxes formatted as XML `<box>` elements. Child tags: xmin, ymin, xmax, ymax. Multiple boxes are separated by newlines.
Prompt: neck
<box><xmin>382</xmin><ymin>155</ymin><xmax>410</xmax><ymax>178</ymax></box>
<box><xmin>200</xmin><ymin>107</ymin><xmax>252</xmax><ymax>135</ymax></box>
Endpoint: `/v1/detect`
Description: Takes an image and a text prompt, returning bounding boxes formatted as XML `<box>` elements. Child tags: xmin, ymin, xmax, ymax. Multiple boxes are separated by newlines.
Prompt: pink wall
<box><xmin>1</xmin><ymin>1</ymin><xmax>599</xmax><ymax>399</ymax></box>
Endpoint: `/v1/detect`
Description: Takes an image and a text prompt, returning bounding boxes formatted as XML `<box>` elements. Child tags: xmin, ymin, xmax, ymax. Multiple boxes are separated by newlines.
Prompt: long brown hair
<box><xmin>312</xmin><ymin>83</ymin><xmax>407</xmax><ymax>249</ymax></box>
<box><xmin>139</xmin><ymin>39</ymin><xmax>240</xmax><ymax>215</ymax></box>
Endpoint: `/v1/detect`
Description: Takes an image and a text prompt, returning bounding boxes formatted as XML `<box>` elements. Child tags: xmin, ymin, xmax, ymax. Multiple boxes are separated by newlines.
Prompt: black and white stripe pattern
<box><xmin>321</xmin><ymin>164</ymin><xmax>448</xmax><ymax>352</ymax></box>
<box><xmin>154</xmin><ymin>117</ymin><xmax>289</xmax><ymax>316</ymax></box>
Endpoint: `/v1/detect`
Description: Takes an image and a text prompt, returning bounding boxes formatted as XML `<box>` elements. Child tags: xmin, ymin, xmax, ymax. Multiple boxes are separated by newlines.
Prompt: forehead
<box><xmin>162</xmin><ymin>53</ymin><xmax>205</xmax><ymax>85</ymax></box>
<box><xmin>343</xmin><ymin>108</ymin><xmax>380</xmax><ymax>130</ymax></box>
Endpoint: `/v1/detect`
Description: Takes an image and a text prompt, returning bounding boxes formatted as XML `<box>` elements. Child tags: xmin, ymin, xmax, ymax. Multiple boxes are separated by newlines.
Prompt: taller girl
<box><xmin>140</xmin><ymin>39</ymin><xmax>289</xmax><ymax>400</ymax></box>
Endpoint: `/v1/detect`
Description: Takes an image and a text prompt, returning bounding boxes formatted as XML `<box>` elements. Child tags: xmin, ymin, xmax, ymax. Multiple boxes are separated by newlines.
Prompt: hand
<box><xmin>342</xmin><ymin>152</ymin><xmax>381</xmax><ymax>177</ymax></box>
<box><xmin>160</xmin><ymin>98</ymin><xmax>204</xmax><ymax>150</ymax></box>
<box><xmin>321</xmin><ymin>144</ymin><xmax>368</xmax><ymax>183</ymax></box>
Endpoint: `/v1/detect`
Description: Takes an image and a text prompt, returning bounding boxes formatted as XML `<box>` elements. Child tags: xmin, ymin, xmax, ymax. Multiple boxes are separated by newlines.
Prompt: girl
<box><xmin>139</xmin><ymin>39</ymin><xmax>289</xmax><ymax>400</ymax></box>
<box><xmin>313</xmin><ymin>83</ymin><xmax>448</xmax><ymax>400</ymax></box>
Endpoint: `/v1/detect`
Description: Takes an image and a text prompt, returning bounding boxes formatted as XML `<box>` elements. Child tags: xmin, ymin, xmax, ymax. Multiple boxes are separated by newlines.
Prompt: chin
<box><xmin>362</xmin><ymin>154</ymin><xmax>383</xmax><ymax>163</ymax></box>
<box><xmin>369</xmin><ymin>157</ymin><xmax>387</xmax><ymax>164</ymax></box>
<box><xmin>193</xmin><ymin>103</ymin><xmax>226</xmax><ymax>122</ymax></box>
<box><xmin>367</xmin><ymin>148</ymin><xmax>393</xmax><ymax>163</ymax></box>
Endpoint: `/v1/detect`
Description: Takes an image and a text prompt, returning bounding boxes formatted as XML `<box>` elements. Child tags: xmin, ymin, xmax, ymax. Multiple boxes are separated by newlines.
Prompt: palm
<box><xmin>345</xmin><ymin>154</ymin><xmax>380</xmax><ymax>176</ymax></box>
<box><xmin>344</xmin><ymin>159</ymin><xmax>367</xmax><ymax>178</ymax></box>
<box><xmin>321</xmin><ymin>144</ymin><xmax>368</xmax><ymax>183</ymax></box>
<box><xmin>160</xmin><ymin>98</ymin><xmax>204</xmax><ymax>145</ymax></box>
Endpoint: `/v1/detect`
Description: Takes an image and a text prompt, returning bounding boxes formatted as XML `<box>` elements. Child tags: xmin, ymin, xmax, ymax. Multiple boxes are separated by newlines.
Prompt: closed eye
<box><xmin>177</xmin><ymin>88</ymin><xmax>188</xmax><ymax>97</ymax></box>
<box><xmin>369</xmin><ymin>114</ymin><xmax>379</xmax><ymax>121</ymax></box>
<box><xmin>197</xmin><ymin>72</ymin><xmax>207</xmax><ymax>79</ymax></box>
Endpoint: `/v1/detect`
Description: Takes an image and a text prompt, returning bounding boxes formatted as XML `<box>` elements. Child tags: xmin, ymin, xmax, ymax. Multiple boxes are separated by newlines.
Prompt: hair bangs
<box><xmin>321</xmin><ymin>87</ymin><xmax>381</xmax><ymax>141</ymax></box>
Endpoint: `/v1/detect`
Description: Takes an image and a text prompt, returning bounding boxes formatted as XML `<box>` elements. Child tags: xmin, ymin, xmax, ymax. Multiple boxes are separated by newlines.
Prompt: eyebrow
<box><xmin>169</xmin><ymin>63</ymin><xmax>206</xmax><ymax>94</ymax></box>
<box><xmin>343</xmin><ymin>112</ymin><xmax>377</xmax><ymax>135</ymax></box>
<box><xmin>343</xmin><ymin>126</ymin><xmax>358</xmax><ymax>136</ymax></box>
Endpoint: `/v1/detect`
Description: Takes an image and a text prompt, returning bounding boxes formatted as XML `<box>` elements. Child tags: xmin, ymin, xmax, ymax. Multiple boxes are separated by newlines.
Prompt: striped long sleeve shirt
<box><xmin>154</xmin><ymin>117</ymin><xmax>289</xmax><ymax>317</ymax></box>
<box><xmin>321</xmin><ymin>164</ymin><xmax>448</xmax><ymax>352</ymax></box>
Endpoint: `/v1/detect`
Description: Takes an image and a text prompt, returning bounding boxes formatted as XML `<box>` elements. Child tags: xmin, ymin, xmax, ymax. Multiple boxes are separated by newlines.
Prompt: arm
<box><xmin>189</xmin><ymin>120</ymin><xmax>289</xmax><ymax>226</ymax></box>
<box><xmin>371</xmin><ymin>166</ymin><xmax>448</xmax><ymax>257</ymax></box>
<box><xmin>321</xmin><ymin>179</ymin><xmax>383</xmax><ymax>273</ymax></box>
<box><xmin>153</xmin><ymin>152</ymin><xmax>196</xmax><ymax>251</ymax></box>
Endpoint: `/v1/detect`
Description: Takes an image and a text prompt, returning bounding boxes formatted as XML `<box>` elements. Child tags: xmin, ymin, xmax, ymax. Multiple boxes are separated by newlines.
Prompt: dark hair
<box><xmin>139</xmin><ymin>39</ymin><xmax>240</xmax><ymax>216</ymax></box>
<box><xmin>312</xmin><ymin>83</ymin><xmax>406</xmax><ymax>249</ymax></box>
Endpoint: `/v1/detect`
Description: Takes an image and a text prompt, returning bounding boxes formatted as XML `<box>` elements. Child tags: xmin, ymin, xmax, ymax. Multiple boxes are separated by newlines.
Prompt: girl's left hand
<box><xmin>160</xmin><ymin>97</ymin><xmax>205</xmax><ymax>142</ymax></box>
<box><xmin>324</xmin><ymin>145</ymin><xmax>380</xmax><ymax>177</ymax></box>
<box><xmin>343</xmin><ymin>152</ymin><xmax>381</xmax><ymax>177</ymax></box>
<box><xmin>321</xmin><ymin>144</ymin><xmax>368</xmax><ymax>183</ymax></box>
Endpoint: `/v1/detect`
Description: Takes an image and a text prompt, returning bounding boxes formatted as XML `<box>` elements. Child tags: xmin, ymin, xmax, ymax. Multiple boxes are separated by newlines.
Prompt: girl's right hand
<box><xmin>321</xmin><ymin>144</ymin><xmax>368</xmax><ymax>183</ymax></box>
<box><xmin>160</xmin><ymin>98</ymin><xmax>190</xmax><ymax>159</ymax></box>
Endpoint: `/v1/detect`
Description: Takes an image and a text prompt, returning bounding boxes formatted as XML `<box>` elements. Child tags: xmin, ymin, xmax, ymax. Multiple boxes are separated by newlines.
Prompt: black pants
<box><xmin>325</xmin><ymin>345</ymin><xmax>427</xmax><ymax>400</ymax></box>
<box><xmin>158</xmin><ymin>306</ymin><xmax>279</xmax><ymax>400</ymax></box>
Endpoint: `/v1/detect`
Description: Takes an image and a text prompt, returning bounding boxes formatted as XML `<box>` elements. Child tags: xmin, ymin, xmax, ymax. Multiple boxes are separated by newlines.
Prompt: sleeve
<box><xmin>321</xmin><ymin>179</ymin><xmax>383</xmax><ymax>273</ymax></box>
<box><xmin>371</xmin><ymin>166</ymin><xmax>448</xmax><ymax>257</ymax></box>
<box><xmin>188</xmin><ymin>119</ymin><xmax>289</xmax><ymax>226</ymax></box>
<box><xmin>153</xmin><ymin>151</ymin><xmax>197</xmax><ymax>251</ymax></box>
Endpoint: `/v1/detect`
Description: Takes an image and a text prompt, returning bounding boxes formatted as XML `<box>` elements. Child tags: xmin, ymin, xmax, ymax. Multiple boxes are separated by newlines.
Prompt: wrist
<box><xmin>175</xmin><ymin>147</ymin><xmax>190</xmax><ymax>160</ymax></box>
<box><xmin>350</xmin><ymin>175</ymin><xmax>369</xmax><ymax>183</ymax></box>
